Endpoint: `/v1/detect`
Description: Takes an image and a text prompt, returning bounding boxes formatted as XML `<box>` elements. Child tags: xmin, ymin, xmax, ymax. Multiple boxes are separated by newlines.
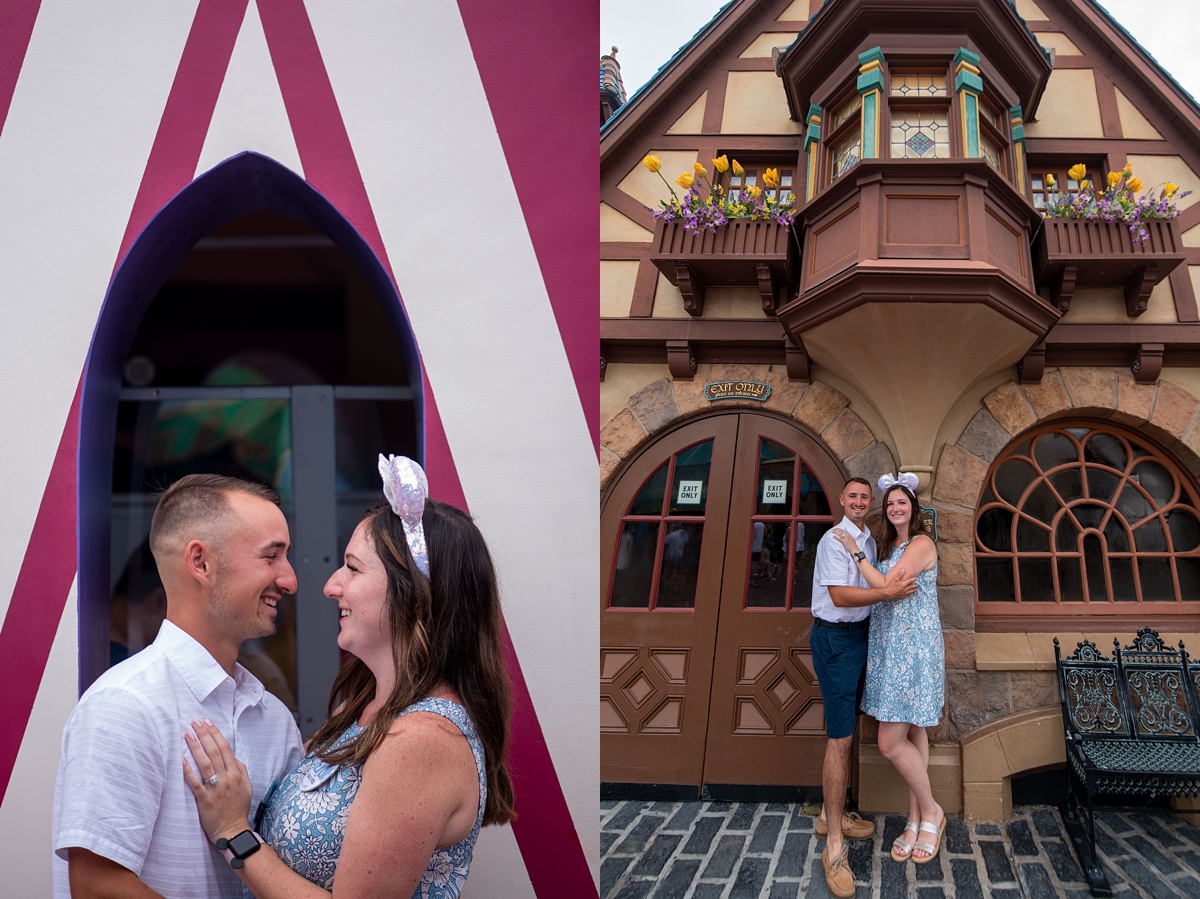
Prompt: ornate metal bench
<box><xmin>1054</xmin><ymin>628</ymin><xmax>1200</xmax><ymax>896</ymax></box>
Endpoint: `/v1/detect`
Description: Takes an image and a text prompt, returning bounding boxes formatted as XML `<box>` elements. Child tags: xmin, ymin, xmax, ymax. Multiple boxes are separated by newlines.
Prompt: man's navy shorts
<box><xmin>809</xmin><ymin>618</ymin><xmax>869</xmax><ymax>739</ymax></box>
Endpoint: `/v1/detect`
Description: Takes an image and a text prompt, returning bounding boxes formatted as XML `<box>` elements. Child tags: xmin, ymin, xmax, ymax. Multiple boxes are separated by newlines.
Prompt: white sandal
<box><xmin>912</xmin><ymin>815</ymin><xmax>946</xmax><ymax>864</ymax></box>
<box><xmin>890</xmin><ymin>820</ymin><xmax>919</xmax><ymax>862</ymax></box>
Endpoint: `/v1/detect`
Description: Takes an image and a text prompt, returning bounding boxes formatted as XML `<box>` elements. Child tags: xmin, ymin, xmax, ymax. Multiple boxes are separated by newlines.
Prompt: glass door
<box><xmin>111</xmin><ymin>385</ymin><xmax>415</xmax><ymax>736</ymax></box>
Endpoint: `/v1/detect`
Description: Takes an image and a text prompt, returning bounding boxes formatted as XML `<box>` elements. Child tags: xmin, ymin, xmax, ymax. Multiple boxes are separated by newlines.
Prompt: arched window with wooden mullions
<box><xmin>607</xmin><ymin>440</ymin><xmax>714</xmax><ymax>610</ymax></box>
<box><xmin>975</xmin><ymin>421</ymin><xmax>1200</xmax><ymax>628</ymax></box>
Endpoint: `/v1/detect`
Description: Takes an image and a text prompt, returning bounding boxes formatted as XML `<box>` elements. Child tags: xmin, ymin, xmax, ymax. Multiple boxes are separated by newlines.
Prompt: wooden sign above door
<box><xmin>704</xmin><ymin>381</ymin><xmax>771</xmax><ymax>402</ymax></box>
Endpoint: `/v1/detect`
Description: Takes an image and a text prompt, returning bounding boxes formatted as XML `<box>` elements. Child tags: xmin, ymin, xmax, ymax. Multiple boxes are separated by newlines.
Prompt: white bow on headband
<box><xmin>378</xmin><ymin>454</ymin><xmax>430</xmax><ymax>577</ymax></box>
<box><xmin>878</xmin><ymin>472</ymin><xmax>919</xmax><ymax>494</ymax></box>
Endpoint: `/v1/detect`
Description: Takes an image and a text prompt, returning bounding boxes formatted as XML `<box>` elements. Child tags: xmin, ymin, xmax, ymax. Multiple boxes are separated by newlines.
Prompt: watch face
<box><xmin>228</xmin><ymin>831</ymin><xmax>260</xmax><ymax>856</ymax></box>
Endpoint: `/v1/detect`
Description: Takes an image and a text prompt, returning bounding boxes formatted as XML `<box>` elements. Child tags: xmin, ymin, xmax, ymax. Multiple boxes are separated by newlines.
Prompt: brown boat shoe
<box><xmin>821</xmin><ymin>844</ymin><xmax>856</xmax><ymax>898</ymax></box>
<box><xmin>815</xmin><ymin>811</ymin><xmax>876</xmax><ymax>841</ymax></box>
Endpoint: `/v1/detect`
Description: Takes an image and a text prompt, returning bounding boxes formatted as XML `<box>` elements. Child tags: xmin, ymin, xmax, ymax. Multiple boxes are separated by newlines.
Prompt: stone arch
<box><xmin>600</xmin><ymin>363</ymin><xmax>894</xmax><ymax>492</ymax></box>
<box><xmin>932</xmin><ymin>367</ymin><xmax>1200</xmax><ymax>512</ymax></box>
<box><xmin>960</xmin><ymin>708</ymin><xmax>1065</xmax><ymax>820</ymax></box>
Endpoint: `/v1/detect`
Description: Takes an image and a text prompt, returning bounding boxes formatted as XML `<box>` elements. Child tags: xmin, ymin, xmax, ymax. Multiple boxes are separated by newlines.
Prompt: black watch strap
<box><xmin>853</xmin><ymin>551</ymin><xmax>866</xmax><ymax>563</ymax></box>
<box><xmin>216</xmin><ymin>829</ymin><xmax>262</xmax><ymax>869</ymax></box>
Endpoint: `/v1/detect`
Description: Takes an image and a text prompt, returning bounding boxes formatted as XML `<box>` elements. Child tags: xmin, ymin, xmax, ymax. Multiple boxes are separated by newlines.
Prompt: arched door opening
<box><xmin>80</xmin><ymin>155</ymin><xmax>421</xmax><ymax>736</ymax></box>
<box><xmin>601</xmin><ymin>410</ymin><xmax>847</xmax><ymax>795</ymax></box>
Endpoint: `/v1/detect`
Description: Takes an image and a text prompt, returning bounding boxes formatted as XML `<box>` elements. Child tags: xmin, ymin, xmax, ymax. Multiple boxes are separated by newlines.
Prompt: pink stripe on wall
<box><xmin>255</xmin><ymin>3</ymin><xmax>595</xmax><ymax>893</ymax></box>
<box><xmin>0</xmin><ymin>380</ymin><xmax>79</xmax><ymax>802</ymax></box>
<box><xmin>116</xmin><ymin>0</ymin><xmax>249</xmax><ymax>265</ymax></box>
<box><xmin>456</xmin><ymin>0</ymin><xmax>599</xmax><ymax>451</ymax></box>
<box><xmin>0</xmin><ymin>0</ymin><xmax>42</xmax><ymax>138</ymax></box>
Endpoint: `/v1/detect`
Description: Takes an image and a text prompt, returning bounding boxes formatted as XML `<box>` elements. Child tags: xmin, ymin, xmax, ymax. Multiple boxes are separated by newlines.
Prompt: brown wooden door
<box><xmin>600</xmin><ymin>415</ymin><xmax>737</xmax><ymax>785</ymax></box>
<box><xmin>701</xmin><ymin>415</ymin><xmax>843</xmax><ymax>786</ymax></box>
<box><xmin>602</xmin><ymin>410</ymin><xmax>844</xmax><ymax>789</ymax></box>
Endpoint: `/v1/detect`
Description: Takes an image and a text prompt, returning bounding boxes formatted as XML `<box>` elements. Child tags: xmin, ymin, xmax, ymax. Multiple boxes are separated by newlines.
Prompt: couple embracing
<box><xmin>810</xmin><ymin>474</ymin><xmax>946</xmax><ymax>898</ymax></box>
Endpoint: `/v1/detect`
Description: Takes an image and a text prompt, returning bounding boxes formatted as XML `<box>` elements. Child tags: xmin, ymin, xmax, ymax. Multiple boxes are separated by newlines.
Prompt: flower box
<box><xmin>649</xmin><ymin>219</ymin><xmax>796</xmax><ymax>316</ymax></box>
<box><xmin>1035</xmin><ymin>218</ymin><xmax>1185</xmax><ymax>316</ymax></box>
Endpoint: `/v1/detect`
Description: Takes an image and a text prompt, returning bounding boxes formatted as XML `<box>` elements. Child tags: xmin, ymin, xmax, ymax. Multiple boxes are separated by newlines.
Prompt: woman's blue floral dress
<box><xmin>861</xmin><ymin>539</ymin><xmax>945</xmax><ymax>726</ymax></box>
<box><xmin>260</xmin><ymin>697</ymin><xmax>486</xmax><ymax>897</ymax></box>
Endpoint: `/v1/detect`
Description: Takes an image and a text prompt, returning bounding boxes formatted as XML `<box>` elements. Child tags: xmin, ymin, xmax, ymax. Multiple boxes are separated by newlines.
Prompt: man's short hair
<box><xmin>148</xmin><ymin>474</ymin><xmax>280</xmax><ymax>565</ymax></box>
<box><xmin>843</xmin><ymin>476</ymin><xmax>872</xmax><ymax>491</ymax></box>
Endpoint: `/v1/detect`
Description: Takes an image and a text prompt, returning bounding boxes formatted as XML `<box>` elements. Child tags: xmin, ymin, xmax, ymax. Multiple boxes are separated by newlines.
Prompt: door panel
<box><xmin>600</xmin><ymin>415</ymin><xmax>737</xmax><ymax>785</ymax></box>
<box><xmin>702</xmin><ymin>415</ymin><xmax>844</xmax><ymax>787</ymax></box>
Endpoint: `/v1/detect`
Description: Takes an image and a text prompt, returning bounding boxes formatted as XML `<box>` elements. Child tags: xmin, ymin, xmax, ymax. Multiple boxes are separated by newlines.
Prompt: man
<box><xmin>52</xmin><ymin>475</ymin><xmax>305</xmax><ymax>898</ymax></box>
<box><xmin>810</xmin><ymin>476</ymin><xmax>916</xmax><ymax>898</ymax></box>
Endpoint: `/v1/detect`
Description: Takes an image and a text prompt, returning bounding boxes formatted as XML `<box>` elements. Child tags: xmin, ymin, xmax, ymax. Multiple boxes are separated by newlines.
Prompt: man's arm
<box><xmin>68</xmin><ymin>848</ymin><xmax>165</xmax><ymax>899</ymax></box>
<box><xmin>828</xmin><ymin>570</ymin><xmax>916</xmax><ymax>608</ymax></box>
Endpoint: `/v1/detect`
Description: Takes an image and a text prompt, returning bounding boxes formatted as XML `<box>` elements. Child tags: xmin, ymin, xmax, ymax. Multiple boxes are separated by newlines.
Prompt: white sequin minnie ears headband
<box><xmin>878</xmin><ymin>472</ymin><xmax>919</xmax><ymax>494</ymax></box>
<box><xmin>377</xmin><ymin>454</ymin><xmax>429</xmax><ymax>577</ymax></box>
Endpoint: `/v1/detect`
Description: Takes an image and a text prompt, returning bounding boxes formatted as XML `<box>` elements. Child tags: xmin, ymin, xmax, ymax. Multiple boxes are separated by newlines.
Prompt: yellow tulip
<box><xmin>763</xmin><ymin>167</ymin><xmax>781</xmax><ymax>189</ymax></box>
<box><xmin>1127</xmin><ymin>176</ymin><xmax>1142</xmax><ymax>193</ymax></box>
<box><xmin>1165</xmin><ymin>182</ymin><xmax>1180</xmax><ymax>198</ymax></box>
<box><xmin>676</xmin><ymin>172</ymin><xmax>694</xmax><ymax>189</ymax></box>
<box><xmin>1124</xmin><ymin>161</ymin><xmax>1133</xmax><ymax>175</ymax></box>
<box><xmin>1107</xmin><ymin>171</ymin><xmax>1121</xmax><ymax>188</ymax></box>
<box><xmin>712</xmin><ymin>155</ymin><xmax>729</xmax><ymax>174</ymax></box>
<box><xmin>1079</xmin><ymin>179</ymin><xmax>1090</xmax><ymax>191</ymax></box>
<box><xmin>732</xmin><ymin>159</ymin><xmax>745</xmax><ymax>178</ymax></box>
<box><xmin>694</xmin><ymin>162</ymin><xmax>707</xmax><ymax>179</ymax></box>
<box><xmin>747</xmin><ymin>185</ymin><xmax>762</xmax><ymax>199</ymax></box>
<box><xmin>1068</xmin><ymin>163</ymin><xmax>1087</xmax><ymax>182</ymax></box>
<box><xmin>1045</xmin><ymin>174</ymin><xmax>1056</xmax><ymax>188</ymax></box>
<box><xmin>642</xmin><ymin>155</ymin><xmax>661</xmax><ymax>173</ymax></box>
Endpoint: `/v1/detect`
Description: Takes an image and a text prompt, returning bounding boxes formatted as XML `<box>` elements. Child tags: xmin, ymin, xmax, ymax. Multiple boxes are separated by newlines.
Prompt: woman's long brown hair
<box><xmin>307</xmin><ymin>499</ymin><xmax>516</xmax><ymax>825</ymax></box>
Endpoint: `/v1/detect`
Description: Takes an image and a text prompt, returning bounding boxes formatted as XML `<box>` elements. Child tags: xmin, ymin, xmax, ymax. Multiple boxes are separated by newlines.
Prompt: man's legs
<box><xmin>821</xmin><ymin>734</ymin><xmax>853</xmax><ymax>859</ymax></box>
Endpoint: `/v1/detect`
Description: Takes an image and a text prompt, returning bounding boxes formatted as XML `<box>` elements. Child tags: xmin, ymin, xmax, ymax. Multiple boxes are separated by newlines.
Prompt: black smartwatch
<box><xmin>852</xmin><ymin>551</ymin><xmax>867</xmax><ymax>563</ymax></box>
<box><xmin>216</xmin><ymin>829</ymin><xmax>262</xmax><ymax>869</ymax></box>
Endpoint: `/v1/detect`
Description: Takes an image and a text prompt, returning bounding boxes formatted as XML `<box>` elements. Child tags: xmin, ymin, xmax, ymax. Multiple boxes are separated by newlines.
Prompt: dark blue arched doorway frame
<box><xmin>77</xmin><ymin>151</ymin><xmax>423</xmax><ymax>690</ymax></box>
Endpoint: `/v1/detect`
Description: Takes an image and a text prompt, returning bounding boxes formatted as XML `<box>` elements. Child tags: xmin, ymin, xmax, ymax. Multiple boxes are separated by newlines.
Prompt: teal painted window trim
<box><xmin>858</xmin><ymin>46</ymin><xmax>885</xmax><ymax>67</ymax></box>
<box><xmin>955</xmin><ymin>69</ymin><xmax>983</xmax><ymax>94</ymax></box>
<box><xmin>963</xmin><ymin>92</ymin><xmax>979</xmax><ymax>156</ymax></box>
<box><xmin>952</xmin><ymin>47</ymin><xmax>980</xmax><ymax>70</ymax></box>
<box><xmin>857</xmin><ymin>68</ymin><xmax>884</xmax><ymax>94</ymax></box>
<box><xmin>861</xmin><ymin>93</ymin><xmax>877</xmax><ymax>158</ymax></box>
<box><xmin>804</xmin><ymin>103</ymin><xmax>822</xmax><ymax>151</ymax></box>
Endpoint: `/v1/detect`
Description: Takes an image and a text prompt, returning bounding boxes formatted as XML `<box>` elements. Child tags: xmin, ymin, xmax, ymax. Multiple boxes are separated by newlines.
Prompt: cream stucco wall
<box><xmin>777</xmin><ymin>0</ymin><xmax>810</xmax><ymax>20</ymax></box>
<box><xmin>1013</xmin><ymin>0</ymin><xmax>1049</xmax><ymax>20</ymax></box>
<box><xmin>740</xmin><ymin>33</ymin><xmax>801</xmax><ymax>58</ymax></box>
<box><xmin>1155</xmin><ymin>368</ymin><xmax>1200</xmax><ymax>403</ymax></box>
<box><xmin>652</xmin><ymin>272</ymin><xmax>687</xmax><ymax>317</ymax></box>
<box><xmin>1184</xmin><ymin>227</ymin><xmax>1200</xmax><ymax>248</ymax></box>
<box><xmin>1024</xmin><ymin>69</ymin><xmax>1103</xmax><ymax>137</ymax></box>
<box><xmin>667</xmin><ymin>93</ymin><xmax>707</xmax><ymax>134</ymax></box>
<box><xmin>1127</xmin><ymin>154</ymin><xmax>1200</xmax><ymax>210</ymax></box>
<box><xmin>601</xmin><ymin>203</ymin><xmax>653</xmax><ymax>242</ymax></box>
<box><xmin>616</xmin><ymin>149</ymin><xmax>697</xmax><ymax>209</ymax></box>
<box><xmin>1031</xmin><ymin>31</ymin><xmax>1080</xmax><ymax>56</ymax></box>
<box><xmin>1057</xmin><ymin>280</ymin><xmax>1177</xmax><ymax>323</ymax></box>
<box><xmin>721</xmin><ymin>71</ymin><xmax>803</xmax><ymax>134</ymax></box>
<box><xmin>1115</xmin><ymin>88</ymin><xmax>1163</xmax><ymax>139</ymax></box>
<box><xmin>652</xmin><ymin>283</ymin><xmax>763</xmax><ymax>318</ymax></box>
<box><xmin>602</xmin><ymin>260</ymin><xmax>641</xmax><ymax>317</ymax></box>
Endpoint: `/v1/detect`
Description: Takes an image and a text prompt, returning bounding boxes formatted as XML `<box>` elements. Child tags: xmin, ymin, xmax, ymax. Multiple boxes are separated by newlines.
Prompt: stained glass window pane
<box><xmin>832</xmin><ymin>131</ymin><xmax>860</xmax><ymax>180</ymax></box>
<box><xmin>832</xmin><ymin>94</ymin><xmax>861</xmax><ymax>129</ymax></box>
<box><xmin>610</xmin><ymin>522</ymin><xmax>659</xmax><ymax>608</ymax></box>
<box><xmin>890</xmin><ymin>73</ymin><xmax>947</xmax><ymax>97</ymax></box>
<box><xmin>980</xmin><ymin>135</ymin><xmax>1002</xmax><ymax>171</ymax></box>
<box><xmin>890</xmin><ymin>109</ymin><xmax>950</xmax><ymax>158</ymax></box>
<box><xmin>657</xmin><ymin>523</ymin><xmax>704</xmax><ymax>609</ymax></box>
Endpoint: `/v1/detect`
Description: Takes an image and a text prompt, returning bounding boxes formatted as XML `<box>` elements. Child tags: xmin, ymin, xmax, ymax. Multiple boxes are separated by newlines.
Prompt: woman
<box><xmin>184</xmin><ymin>454</ymin><xmax>514</xmax><ymax>897</ymax></box>
<box><xmin>832</xmin><ymin>472</ymin><xmax>944</xmax><ymax>864</ymax></box>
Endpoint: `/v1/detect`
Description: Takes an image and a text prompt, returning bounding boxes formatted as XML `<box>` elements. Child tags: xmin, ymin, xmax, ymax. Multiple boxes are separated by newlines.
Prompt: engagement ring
<box><xmin>206</xmin><ymin>774</ymin><xmax>220</xmax><ymax>786</ymax></box>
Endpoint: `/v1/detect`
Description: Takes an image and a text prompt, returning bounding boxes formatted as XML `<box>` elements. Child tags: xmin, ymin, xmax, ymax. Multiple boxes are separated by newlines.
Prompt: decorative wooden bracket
<box><xmin>1049</xmin><ymin>263</ymin><xmax>1078</xmax><ymax>312</ymax></box>
<box><xmin>1124</xmin><ymin>266</ymin><xmax>1156</xmax><ymax>317</ymax></box>
<box><xmin>1018</xmin><ymin>341</ymin><xmax>1046</xmax><ymax>383</ymax></box>
<box><xmin>757</xmin><ymin>263</ymin><xmax>779</xmax><ymax>316</ymax></box>
<box><xmin>785</xmin><ymin>338</ymin><xmax>811</xmax><ymax>382</ymax></box>
<box><xmin>675</xmin><ymin>264</ymin><xmax>706</xmax><ymax>317</ymax></box>
<box><xmin>666</xmin><ymin>340</ymin><xmax>698</xmax><ymax>380</ymax></box>
<box><xmin>1132</xmin><ymin>343</ymin><xmax>1164</xmax><ymax>383</ymax></box>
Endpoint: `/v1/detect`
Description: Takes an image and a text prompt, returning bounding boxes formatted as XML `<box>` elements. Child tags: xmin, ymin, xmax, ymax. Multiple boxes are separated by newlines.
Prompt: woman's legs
<box><xmin>877</xmin><ymin>721</ymin><xmax>942</xmax><ymax>859</ymax></box>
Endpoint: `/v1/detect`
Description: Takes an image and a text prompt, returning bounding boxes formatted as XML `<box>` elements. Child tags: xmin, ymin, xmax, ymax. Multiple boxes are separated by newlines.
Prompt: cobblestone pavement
<box><xmin>600</xmin><ymin>800</ymin><xmax>1200</xmax><ymax>898</ymax></box>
